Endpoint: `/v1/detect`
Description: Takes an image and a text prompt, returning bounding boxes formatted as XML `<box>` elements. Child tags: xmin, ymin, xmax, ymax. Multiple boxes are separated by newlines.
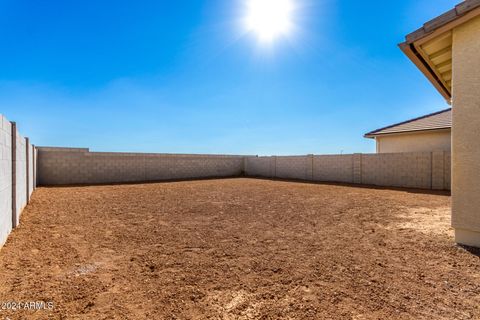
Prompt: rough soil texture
<box><xmin>0</xmin><ymin>178</ymin><xmax>479</xmax><ymax>320</ymax></box>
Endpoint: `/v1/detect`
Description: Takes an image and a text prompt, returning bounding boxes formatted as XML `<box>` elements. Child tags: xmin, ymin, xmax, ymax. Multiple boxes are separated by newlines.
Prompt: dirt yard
<box><xmin>0</xmin><ymin>178</ymin><xmax>478</xmax><ymax>319</ymax></box>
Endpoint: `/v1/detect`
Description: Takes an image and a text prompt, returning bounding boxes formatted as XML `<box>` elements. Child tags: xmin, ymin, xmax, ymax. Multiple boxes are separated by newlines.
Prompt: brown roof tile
<box><xmin>364</xmin><ymin>108</ymin><xmax>451</xmax><ymax>138</ymax></box>
<box><xmin>404</xmin><ymin>0</ymin><xmax>480</xmax><ymax>44</ymax></box>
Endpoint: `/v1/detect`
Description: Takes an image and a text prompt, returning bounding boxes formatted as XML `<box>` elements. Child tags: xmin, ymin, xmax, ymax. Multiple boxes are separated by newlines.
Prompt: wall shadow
<box><xmin>458</xmin><ymin>245</ymin><xmax>480</xmax><ymax>258</ymax></box>
<box><xmin>245</xmin><ymin>176</ymin><xmax>451</xmax><ymax>197</ymax></box>
<box><xmin>36</xmin><ymin>175</ymin><xmax>246</xmax><ymax>189</ymax></box>
<box><xmin>38</xmin><ymin>175</ymin><xmax>451</xmax><ymax>197</ymax></box>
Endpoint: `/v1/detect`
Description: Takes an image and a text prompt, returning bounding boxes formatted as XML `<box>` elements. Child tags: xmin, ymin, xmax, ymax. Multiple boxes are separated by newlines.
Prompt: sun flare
<box><xmin>245</xmin><ymin>0</ymin><xmax>294</xmax><ymax>43</ymax></box>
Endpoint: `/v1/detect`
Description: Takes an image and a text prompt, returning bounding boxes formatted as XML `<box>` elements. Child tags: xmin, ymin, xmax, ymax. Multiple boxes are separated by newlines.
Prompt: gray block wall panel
<box><xmin>34</xmin><ymin>147</ymin><xmax>38</xmax><ymax>188</ymax></box>
<box><xmin>313</xmin><ymin>155</ymin><xmax>354</xmax><ymax>183</ymax></box>
<box><xmin>432</xmin><ymin>151</ymin><xmax>446</xmax><ymax>190</ymax></box>
<box><xmin>28</xmin><ymin>143</ymin><xmax>34</xmax><ymax>198</ymax></box>
<box><xmin>361</xmin><ymin>152</ymin><xmax>432</xmax><ymax>189</ymax></box>
<box><xmin>245</xmin><ymin>152</ymin><xmax>450</xmax><ymax>191</ymax></box>
<box><xmin>0</xmin><ymin>115</ymin><xmax>37</xmax><ymax>248</ymax></box>
<box><xmin>445</xmin><ymin>152</ymin><xmax>451</xmax><ymax>190</ymax></box>
<box><xmin>276</xmin><ymin>156</ymin><xmax>309</xmax><ymax>180</ymax></box>
<box><xmin>245</xmin><ymin>157</ymin><xmax>272</xmax><ymax>177</ymax></box>
<box><xmin>38</xmin><ymin>147</ymin><xmax>451</xmax><ymax>190</ymax></box>
<box><xmin>37</xmin><ymin>148</ymin><xmax>246</xmax><ymax>186</ymax></box>
<box><xmin>15</xmin><ymin>133</ymin><xmax>27</xmax><ymax>226</ymax></box>
<box><xmin>0</xmin><ymin>116</ymin><xmax>12</xmax><ymax>247</ymax></box>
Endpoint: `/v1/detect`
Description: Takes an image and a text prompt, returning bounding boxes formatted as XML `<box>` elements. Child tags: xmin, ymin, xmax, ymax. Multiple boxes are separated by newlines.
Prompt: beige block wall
<box><xmin>15</xmin><ymin>130</ymin><xmax>27</xmax><ymax>226</ymax></box>
<box><xmin>0</xmin><ymin>116</ymin><xmax>12</xmax><ymax>247</ymax></box>
<box><xmin>37</xmin><ymin>148</ymin><xmax>452</xmax><ymax>191</ymax></box>
<box><xmin>313</xmin><ymin>155</ymin><xmax>354</xmax><ymax>183</ymax></box>
<box><xmin>375</xmin><ymin>130</ymin><xmax>451</xmax><ymax>153</ymax></box>
<box><xmin>34</xmin><ymin>147</ymin><xmax>38</xmax><ymax>188</ymax></box>
<box><xmin>445</xmin><ymin>152</ymin><xmax>451</xmax><ymax>190</ymax></box>
<box><xmin>246</xmin><ymin>152</ymin><xmax>450</xmax><ymax>191</ymax></box>
<box><xmin>0</xmin><ymin>115</ymin><xmax>36</xmax><ymax>248</ymax></box>
<box><xmin>246</xmin><ymin>157</ymin><xmax>274</xmax><ymax>177</ymax></box>
<box><xmin>28</xmin><ymin>143</ymin><xmax>34</xmax><ymax>198</ymax></box>
<box><xmin>276</xmin><ymin>156</ymin><xmax>310</xmax><ymax>180</ymax></box>
<box><xmin>37</xmin><ymin>148</ymin><xmax>246</xmax><ymax>186</ymax></box>
<box><xmin>361</xmin><ymin>152</ymin><xmax>432</xmax><ymax>189</ymax></box>
<box><xmin>451</xmin><ymin>16</ymin><xmax>480</xmax><ymax>247</ymax></box>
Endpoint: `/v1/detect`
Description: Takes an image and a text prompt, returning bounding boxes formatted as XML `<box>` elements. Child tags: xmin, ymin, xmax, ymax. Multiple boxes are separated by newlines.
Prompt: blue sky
<box><xmin>0</xmin><ymin>0</ymin><xmax>456</xmax><ymax>155</ymax></box>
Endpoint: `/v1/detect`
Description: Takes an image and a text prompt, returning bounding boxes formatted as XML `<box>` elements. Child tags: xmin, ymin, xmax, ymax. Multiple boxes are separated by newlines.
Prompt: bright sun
<box><xmin>245</xmin><ymin>0</ymin><xmax>294</xmax><ymax>43</ymax></box>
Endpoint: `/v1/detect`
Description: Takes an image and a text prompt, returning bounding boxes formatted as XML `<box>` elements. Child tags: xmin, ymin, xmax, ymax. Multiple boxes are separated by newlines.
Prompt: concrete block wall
<box><xmin>37</xmin><ymin>148</ymin><xmax>246</xmax><ymax>186</ymax></box>
<box><xmin>28</xmin><ymin>143</ymin><xmax>35</xmax><ymax>198</ymax></box>
<box><xmin>0</xmin><ymin>116</ymin><xmax>12</xmax><ymax>247</ymax></box>
<box><xmin>314</xmin><ymin>154</ymin><xmax>354</xmax><ymax>183</ymax></box>
<box><xmin>0</xmin><ymin>115</ymin><xmax>36</xmax><ymax>248</ymax></box>
<box><xmin>361</xmin><ymin>152</ymin><xmax>432</xmax><ymax>189</ymax></box>
<box><xmin>245</xmin><ymin>157</ymin><xmax>275</xmax><ymax>178</ymax></box>
<box><xmin>34</xmin><ymin>147</ymin><xmax>38</xmax><ymax>188</ymax></box>
<box><xmin>246</xmin><ymin>151</ymin><xmax>451</xmax><ymax>191</ymax></box>
<box><xmin>276</xmin><ymin>156</ymin><xmax>310</xmax><ymax>180</ymax></box>
<box><xmin>444</xmin><ymin>152</ymin><xmax>451</xmax><ymax>190</ymax></box>
<box><xmin>352</xmin><ymin>154</ymin><xmax>362</xmax><ymax>184</ymax></box>
<box><xmin>15</xmin><ymin>131</ymin><xmax>27</xmax><ymax>226</ymax></box>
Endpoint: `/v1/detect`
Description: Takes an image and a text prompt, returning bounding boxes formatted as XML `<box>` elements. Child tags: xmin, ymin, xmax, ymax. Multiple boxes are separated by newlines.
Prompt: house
<box><xmin>364</xmin><ymin>108</ymin><xmax>451</xmax><ymax>153</ymax></box>
<box><xmin>400</xmin><ymin>0</ymin><xmax>480</xmax><ymax>247</ymax></box>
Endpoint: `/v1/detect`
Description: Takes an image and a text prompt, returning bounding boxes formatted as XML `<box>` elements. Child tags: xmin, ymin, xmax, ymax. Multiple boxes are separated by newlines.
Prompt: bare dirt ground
<box><xmin>0</xmin><ymin>178</ymin><xmax>479</xmax><ymax>320</ymax></box>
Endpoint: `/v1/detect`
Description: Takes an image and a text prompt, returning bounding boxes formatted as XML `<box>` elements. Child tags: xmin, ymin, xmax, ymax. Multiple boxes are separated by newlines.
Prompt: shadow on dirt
<box><xmin>247</xmin><ymin>177</ymin><xmax>451</xmax><ymax>197</ymax></box>
<box><xmin>458</xmin><ymin>245</ymin><xmax>480</xmax><ymax>258</ymax></box>
<box><xmin>37</xmin><ymin>176</ymin><xmax>452</xmax><ymax>197</ymax></box>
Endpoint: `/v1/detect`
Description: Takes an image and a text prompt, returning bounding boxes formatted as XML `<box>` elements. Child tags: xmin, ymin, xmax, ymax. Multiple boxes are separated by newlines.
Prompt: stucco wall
<box><xmin>37</xmin><ymin>148</ymin><xmax>246</xmax><ymax>186</ymax></box>
<box><xmin>451</xmin><ymin>15</ymin><xmax>480</xmax><ymax>246</ymax></box>
<box><xmin>0</xmin><ymin>116</ymin><xmax>12</xmax><ymax>247</ymax></box>
<box><xmin>246</xmin><ymin>151</ymin><xmax>451</xmax><ymax>190</ymax></box>
<box><xmin>375</xmin><ymin>130</ymin><xmax>451</xmax><ymax>153</ymax></box>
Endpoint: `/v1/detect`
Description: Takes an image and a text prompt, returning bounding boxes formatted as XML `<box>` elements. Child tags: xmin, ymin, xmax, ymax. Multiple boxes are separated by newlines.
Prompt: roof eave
<box><xmin>364</xmin><ymin>127</ymin><xmax>452</xmax><ymax>139</ymax></box>
<box><xmin>399</xmin><ymin>1</ymin><xmax>480</xmax><ymax>102</ymax></box>
<box><xmin>399</xmin><ymin>42</ymin><xmax>452</xmax><ymax>102</ymax></box>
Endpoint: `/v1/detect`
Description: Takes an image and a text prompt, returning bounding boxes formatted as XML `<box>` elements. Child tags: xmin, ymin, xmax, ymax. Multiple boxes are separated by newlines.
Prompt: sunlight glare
<box><xmin>245</xmin><ymin>0</ymin><xmax>295</xmax><ymax>43</ymax></box>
